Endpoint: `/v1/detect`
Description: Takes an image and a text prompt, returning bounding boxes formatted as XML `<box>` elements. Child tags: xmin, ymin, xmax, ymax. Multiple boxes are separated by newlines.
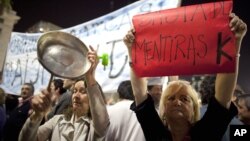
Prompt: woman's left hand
<box><xmin>85</xmin><ymin>45</ymin><xmax>99</xmax><ymax>85</ymax></box>
<box><xmin>230</xmin><ymin>13</ymin><xmax>247</xmax><ymax>41</ymax></box>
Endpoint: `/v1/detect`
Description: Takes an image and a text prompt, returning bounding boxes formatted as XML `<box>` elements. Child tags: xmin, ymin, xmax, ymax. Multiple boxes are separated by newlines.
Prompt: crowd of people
<box><xmin>0</xmin><ymin>11</ymin><xmax>248</xmax><ymax>141</ymax></box>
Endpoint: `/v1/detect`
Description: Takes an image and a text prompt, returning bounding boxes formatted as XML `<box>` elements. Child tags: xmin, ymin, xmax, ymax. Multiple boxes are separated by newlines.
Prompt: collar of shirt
<box><xmin>59</xmin><ymin>114</ymin><xmax>90</xmax><ymax>125</ymax></box>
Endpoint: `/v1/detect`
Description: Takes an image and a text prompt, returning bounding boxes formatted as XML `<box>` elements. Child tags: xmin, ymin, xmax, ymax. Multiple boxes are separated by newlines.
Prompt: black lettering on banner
<box><xmin>29</xmin><ymin>58</ymin><xmax>40</xmax><ymax>84</ymax></box>
<box><xmin>230</xmin><ymin>125</ymin><xmax>250</xmax><ymax>141</ymax></box>
<box><xmin>107</xmin><ymin>39</ymin><xmax>127</xmax><ymax>78</ymax></box>
<box><xmin>133</xmin><ymin>34</ymin><xmax>208</xmax><ymax>67</ymax></box>
<box><xmin>104</xmin><ymin>16</ymin><xmax>116</xmax><ymax>31</ymax></box>
<box><xmin>144</xmin><ymin>40</ymin><xmax>153</xmax><ymax>66</ymax></box>
<box><xmin>69</xmin><ymin>29</ymin><xmax>76</xmax><ymax>36</ymax></box>
<box><xmin>104</xmin><ymin>12</ymin><xmax>132</xmax><ymax>31</ymax></box>
<box><xmin>79</xmin><ymin>21</ymin><xmax>104</xmax><ymax>36</ymax></box>
<box><xmin>133</xmin><ymin>40</ymin><xmax>145</xmax><ymax>64</ymax></box>
<box><xmin>4</xmin><ymin>54</ymin><xmax>47</xmax><ymax>87</ymax></box>
<box><xmin>197</xmin><ymin>34</ymin><xmax>207</xmax><ymax>58</ymax></box>
<box><xmin>160</xmin><ymin>11</ymin><xmax>179</xmax><ymax>24</ymax></box>
<box><xmin>190</xmin><ymin>4</ymin><xmax>207</xmax><ymax>21</ymax></box>
<box><xmin>166</xmin><ymin>35</ymin><xmax>174</xmax><ymax>63</ymax></box>
<box><xmin>187</xmin><ymin>35</ymin><xmax>196</xmax><ymax>65</ymax></box>
<box><xmin>174</xmin><ymin>34</ymin><xmax>186</xmax><ymax>60</ymax></box>
<box><xmin>216</xmin><ymin>32</ymin><xmax>232</xmax><ymax>64</ymax></box>
<box><xmin>91</xmin><ymin>21</ymin><xmax>104</xmax><ymax>34</ymax></box>
<box><xmin>80</xmin><ymin>25</ymin><xmax>91</xmax><ymax>37</ymax></box>
<box><xmin>9</xmin><ymin>37</ymin><xmax>37</xmax><ymax>55</ymax></box>
<box><xmin>24</xmin><ymin>54</ymin><xmax>29</xmax><ymax>83</ymax></box>
<box><xmin>138</xmin><ymin>17</ymin><xmax>154</xmax><ymax>27</ymax></box>
<box><xmin>153</xmin><ymin>41</ymin><xmax>160</xmax><ymax>61</ymax></box>
<box><xmin>212</xmin><ymin>1</ymin><xmax>228</xmax><ymax>19</ymax></box>
<box><xmin>137</xmin><ymin>1</ymin><xmax>229</xmax><ymax>30</ymax></box>
<box><xmin>118</xmin><ymin>12</ymin><xmax>132</xmax><ymax>30</ymax></box>
<box><xmin>160</xmin><ymin>35</ymin><xmax>173</xmax><ymax>62</ymax></box>
<box><xmin>11</xmin><ymin>59</ymin><xmax>22</xmax><ymax>86</ymax></box>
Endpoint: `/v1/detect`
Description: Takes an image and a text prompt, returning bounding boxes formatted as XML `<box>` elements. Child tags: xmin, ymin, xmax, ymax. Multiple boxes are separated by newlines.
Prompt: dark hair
<box><xmin>5</xmin><ymin>94</ymin><xmax>19</xmax><ymax>114</ymax></box>
<box><xmin>234</xmin><ymin>84</ymin><xmax>245</xmax><ymax>97</ymax></box>
<box><xmin>53</xmin><ymin>79</ymin><xmax>67</xmax><ymax>95</ymax></box>
<box><xmin>199</xmin><ymin>75</ymin><xmax>216</xmax><ymax>105</ymax></box>
<box><xmin>237</xmin><ymin>94</ymin><xmax>250</xmax><ymax>111</ymax></box>
<box><xmin>23</xmin><ymin>83</ymin><xmax>35</xmax><ymax>94</ymax></box>
<box><xmin>147</xmin><ymin>85</ymin><xmax>154</xmax><ymax>91</ymax></box>
<box><xmin>117</xmin><ymin>80</ymin><xmax>134</xmax><ymax>100</ymax></box>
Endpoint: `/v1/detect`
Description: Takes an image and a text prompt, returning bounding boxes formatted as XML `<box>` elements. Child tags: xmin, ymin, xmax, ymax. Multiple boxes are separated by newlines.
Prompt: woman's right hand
<box><xmin>31</xmin><ymin>89</ymin><xmax>51</xmax><ymax>118</ymax></box>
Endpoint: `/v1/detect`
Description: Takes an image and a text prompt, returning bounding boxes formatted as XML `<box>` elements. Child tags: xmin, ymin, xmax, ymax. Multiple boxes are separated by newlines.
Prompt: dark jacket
<box><xmin>131</xmin><ymin>95</ymin><xmax>238</xmax><ymax>141</ymax></box>
<box><xmin>3</xmin><ymin>101</ymin><xmax>31</xmax><ymax>141</ymax></box>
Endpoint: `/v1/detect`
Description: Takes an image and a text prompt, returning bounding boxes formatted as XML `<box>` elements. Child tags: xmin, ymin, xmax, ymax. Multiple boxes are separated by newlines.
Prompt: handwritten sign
<box><xmin>132</xmin><ymin>0</ymin><xmax>236</xmax><ymax>77</ymax></box>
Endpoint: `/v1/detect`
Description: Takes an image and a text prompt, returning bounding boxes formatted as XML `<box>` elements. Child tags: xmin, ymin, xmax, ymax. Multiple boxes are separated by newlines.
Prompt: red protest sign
<box><xmin>131</xmin><ymin>0</ymin><xmax>236</xmax><ymax>77</ymax></box>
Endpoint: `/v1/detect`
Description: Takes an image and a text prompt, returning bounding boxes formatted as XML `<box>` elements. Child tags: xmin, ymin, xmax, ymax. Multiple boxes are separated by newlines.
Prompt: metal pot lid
<box><xmin>37</xmin><ymin>31</ymin><xmax>91</xmax><ymax>79</ymax></box>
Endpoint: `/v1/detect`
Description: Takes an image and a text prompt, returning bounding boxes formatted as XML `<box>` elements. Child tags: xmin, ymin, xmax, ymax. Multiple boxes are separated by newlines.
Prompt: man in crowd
<box><xmin>3</xmin><ymin>83</ymin><xmax>34</xmax><ymax>141</ymax></box>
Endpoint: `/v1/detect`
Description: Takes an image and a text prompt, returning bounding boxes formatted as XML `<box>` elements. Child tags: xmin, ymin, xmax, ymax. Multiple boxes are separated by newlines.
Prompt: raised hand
<box><xmin>85</xmin><ymin>45</ymin><xmax>99</xmax><ymax>86</ymax></box>
<box><xmin>229</xmin><ymin>13</ymin><xmax>247</xmax><ymax>53</ymax></box>
<box><xmin>230</xmin><ymin>13</ymin><xmax>247</xmax><ymax>40</ymax></box>
<box><xmin>123</xmin><ymin>29</ymin><xmax>135</xmax><ymax>58</ymax></box>
<box><xmin>31</xmin><ymin>89</ymin><xmax>52</xmax><ymax>119</ymax></box>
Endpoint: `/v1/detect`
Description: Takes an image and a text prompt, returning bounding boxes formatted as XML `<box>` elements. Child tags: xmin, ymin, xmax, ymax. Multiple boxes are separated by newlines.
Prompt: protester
<box><xmin>236</xmin><ymin>94</ymin><xmax>250</xmax><ymax>125</ymax></box>
<box><xmin>46</xmin><ymin>78</ymin><xmax>68</xmax><ymax>120</ymax></box>
<box><xmin>4</xmin><ymin>83</ymin><xmax>34</xmax><ymax>141</ymax></box>
<box><xmin>147</xmin><ymin>77</ymin><xmax>163</xmax><ymax>110</ymax></box>
<box><xmin>105</xmin><ymin>80</ymin><xmax>145</xmax><ymax>141</ymax></box>
<box><xmin>123</xmin><ymin>13</ymin><xmax>247</xmax><ymax>141</ymax></box>
<box><xmin>0</xmin><ymin>88</ymin><xmax>6</xmax><ymax>141</ymax></box>
<box><xmin>199</xmin><ymin>75</ymin><xmax>243</xmax><ymax>141</ymax></box>
<box><xmin>147</xmin><ymin>76</ymin><xmax>178</xmax><ymax>111</ymax></box>
<box><xmin>18</xmin><ymin>46</ymin><xmax>109</xmax><ymax>141</ymax></box>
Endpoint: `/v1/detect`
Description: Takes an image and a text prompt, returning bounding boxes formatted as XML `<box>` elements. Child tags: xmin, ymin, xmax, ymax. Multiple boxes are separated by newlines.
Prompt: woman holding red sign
<box><xmin>123</xmin><ymin>13</ymin><xmax>247</xmax><ymax>141</ymax></box>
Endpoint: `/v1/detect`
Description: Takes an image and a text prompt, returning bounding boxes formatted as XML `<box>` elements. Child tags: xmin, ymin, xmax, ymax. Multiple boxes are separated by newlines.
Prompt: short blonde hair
<box><xmin>159</xmin><ymin>80</ymin><xmax>200</xmax><ymax>125</ymax></box>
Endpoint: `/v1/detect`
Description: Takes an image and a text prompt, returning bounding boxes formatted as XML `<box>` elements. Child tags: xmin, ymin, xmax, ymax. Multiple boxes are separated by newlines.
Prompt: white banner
<box><xmin>0</xmin><ymin>0</ymin><xmax>180</xmax><ymax>95</ymax></box>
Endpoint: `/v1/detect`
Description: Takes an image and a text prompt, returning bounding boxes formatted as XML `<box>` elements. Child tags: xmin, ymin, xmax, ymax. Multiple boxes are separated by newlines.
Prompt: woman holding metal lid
<box><xmin>19</xmin><ymin>46</ymin><xmax>110</xmax><ymax>141</ymax></box>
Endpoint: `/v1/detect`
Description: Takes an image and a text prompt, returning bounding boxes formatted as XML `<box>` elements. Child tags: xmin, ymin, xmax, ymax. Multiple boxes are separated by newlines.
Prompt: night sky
<box><xmin>11</xmin><ymin>0</ymin><xmax>137</xmax><ymax>32</ymax></box>
<box><xmin>11</xmin><ymin>0</ymin><xmax>249</xmax><ymax>32</ymax></box>
<box><xmin>11</xmin><ymin>0</ymin><xmax>250</xmax><ymax>92</ymax></box>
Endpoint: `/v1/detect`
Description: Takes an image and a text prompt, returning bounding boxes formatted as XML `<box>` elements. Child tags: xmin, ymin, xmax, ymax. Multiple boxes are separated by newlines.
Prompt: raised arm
<box><xmin>123</xmin><ymin>29</ymin><xmax>148</xmax><ymax>106</ymax></box>
<box><xmin>85</xmin><ymin>46</ymin><xmax>109</xmax><ymax>137</ymax></box>
<box><xmin>19</xmin><ymin>89</ymin><xmax>53</xmax><ymax>141</ymax></box>
<box><xmin>215</xmin><ymin>13</ymin><xmax>247</xmax><ymax>109</ymax></box>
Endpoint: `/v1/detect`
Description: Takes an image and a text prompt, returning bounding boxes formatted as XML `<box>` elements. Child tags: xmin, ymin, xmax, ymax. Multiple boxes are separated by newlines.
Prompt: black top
<box><xmin>131</xmin><ymin>95</ymin><xmax>238</xmax><ymax>141</ymax></box>
<box><xmin>47</xmin><ymin>90</ymin><xmax>72</xmax><ymax>120</ymax></box>
<box><xmin>4</xmin><ymin>101</ymin><xmax>31</xmax><ymax>141</ymax></box>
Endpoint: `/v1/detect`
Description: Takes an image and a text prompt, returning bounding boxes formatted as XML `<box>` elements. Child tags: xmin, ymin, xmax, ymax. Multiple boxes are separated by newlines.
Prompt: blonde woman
<box><xmin>124</xmin><ymin>13</ymin><xmax>247</xmax><ymax>141</ymax></box>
